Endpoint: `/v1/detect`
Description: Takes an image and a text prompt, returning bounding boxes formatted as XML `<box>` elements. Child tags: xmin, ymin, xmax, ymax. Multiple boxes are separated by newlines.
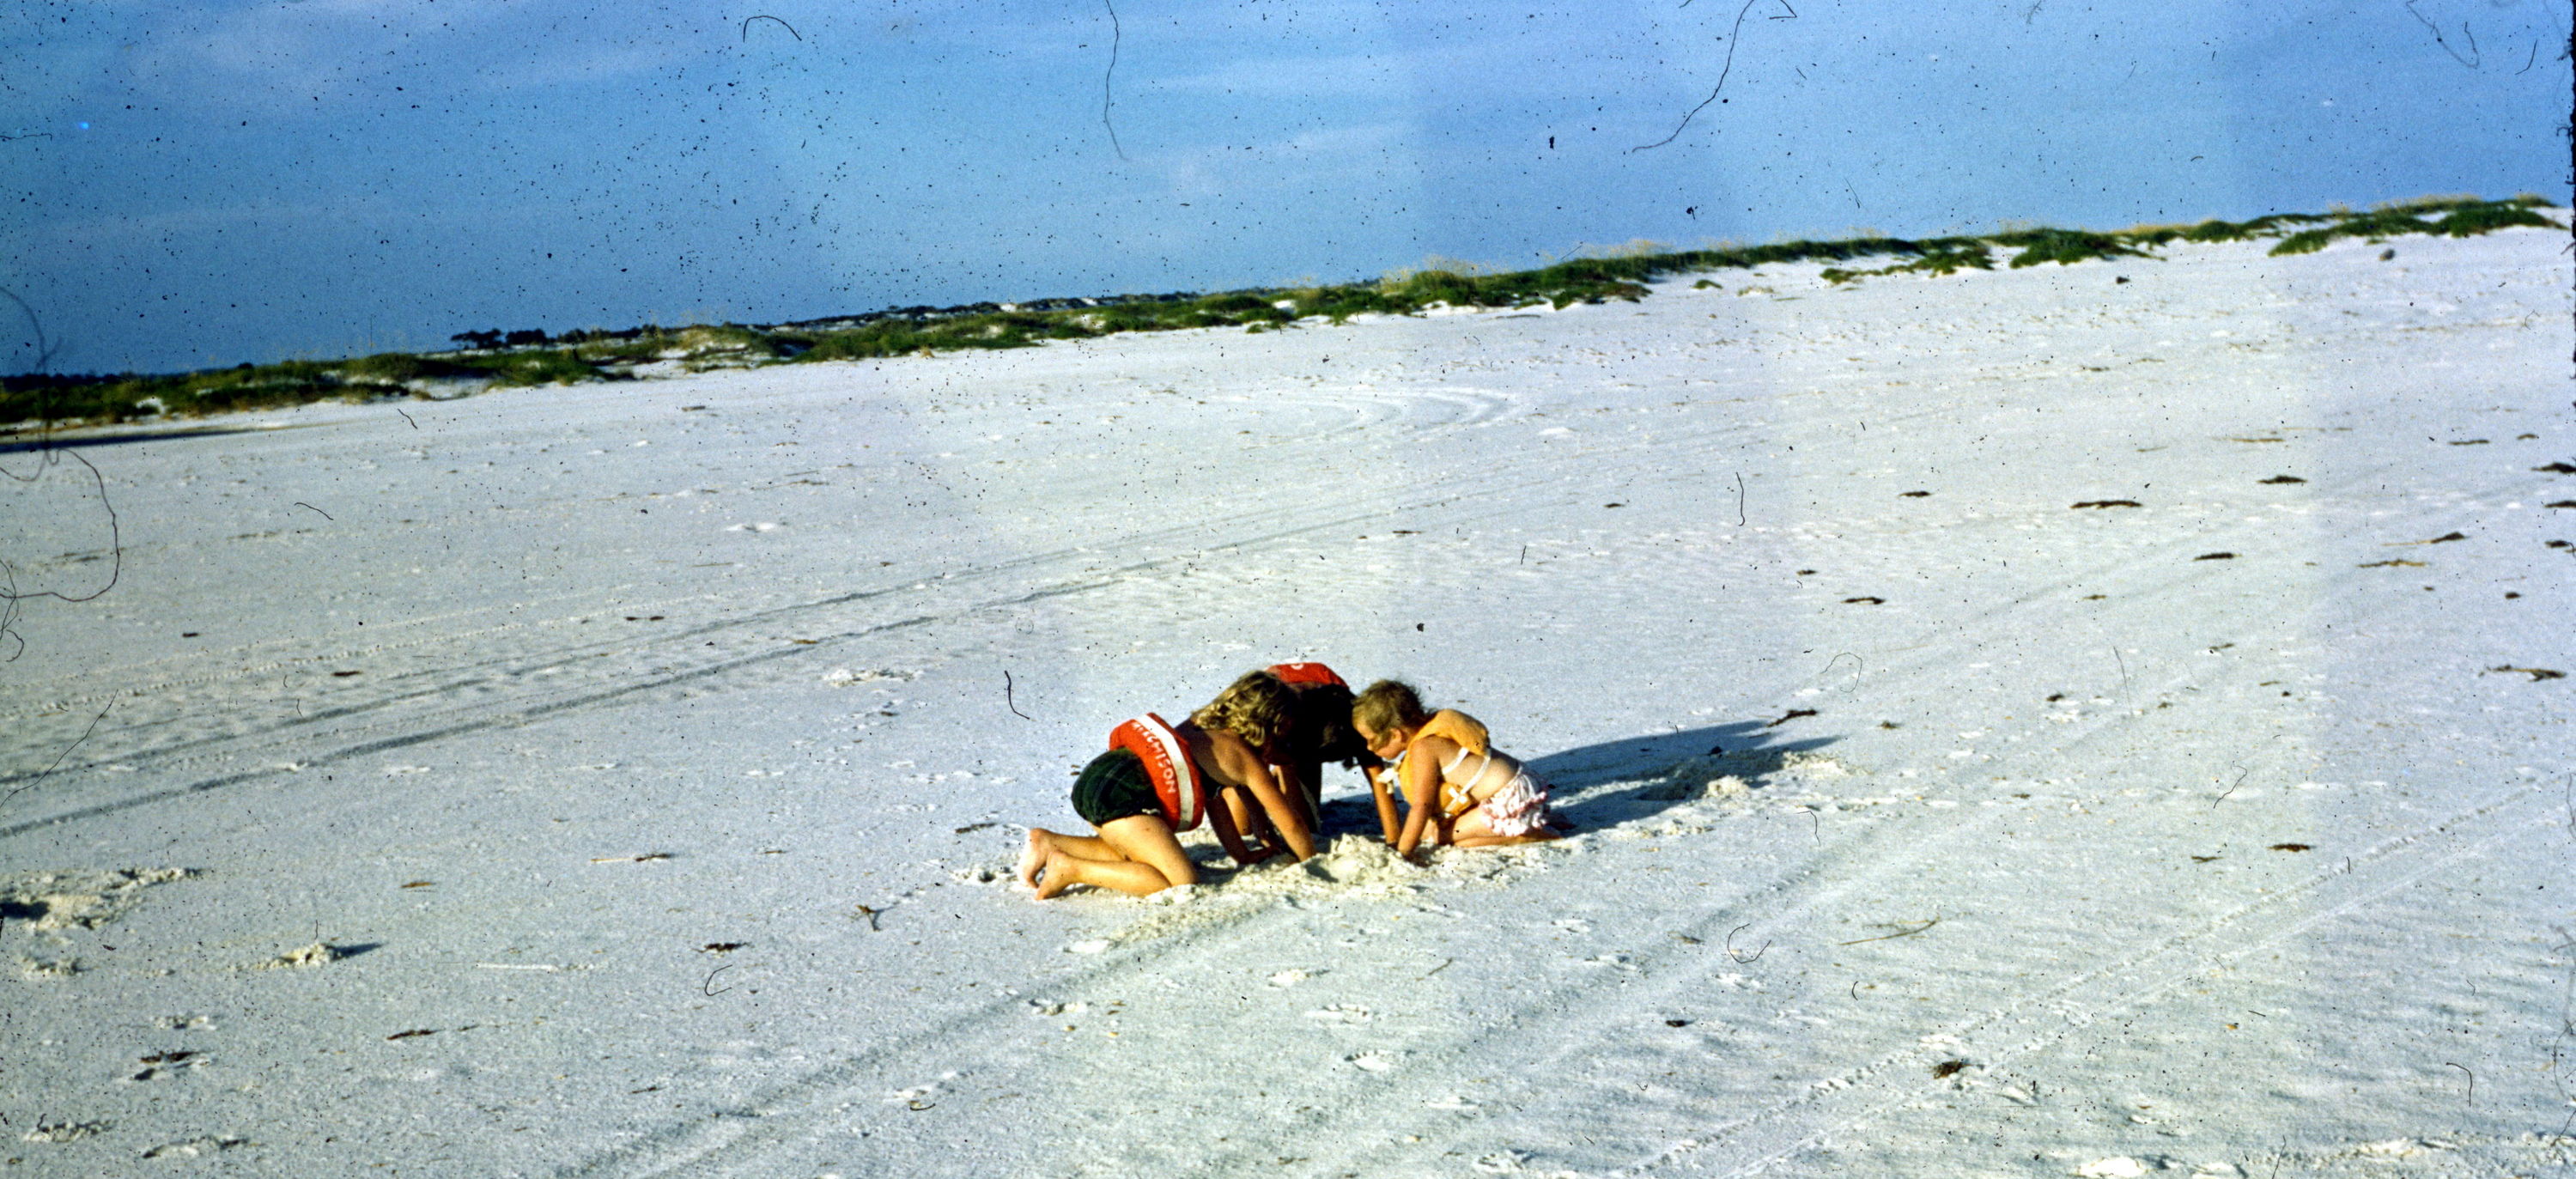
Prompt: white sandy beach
<box><xmin>2</xmin><ymin>220</ymin><xmax>2571</xmax><ymax>1177</ymax></box>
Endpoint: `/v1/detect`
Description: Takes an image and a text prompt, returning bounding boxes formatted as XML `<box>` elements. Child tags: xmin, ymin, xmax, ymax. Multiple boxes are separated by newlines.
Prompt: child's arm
<box><xmin>1221</xmin><ymin>784</ymin><xmax>1278</xmax><ymax>853</ymax></box>
<box><xmin>1365</xmin><ymin>765</ymin><xmax>1400</xmax><ymax>846</ymax></box>
<box><xmin>1202</xmin><ymin>786</ymin><xmax>1261</xmax><ymax>866</ymax></box>
<box><xmin>1275</xmin><ymin>759</ymin><xmax>1320</xmax><ymax>836</ymax></box>
<box><xmin>1212</xmin><ymin>734</ymin><xmax>1314</xmax><ymax>862</ymax></box>
<box><xmin>1390</xmin><ymin>738</ymin><xmax>1449</xmax><ymax>859</ymax></box>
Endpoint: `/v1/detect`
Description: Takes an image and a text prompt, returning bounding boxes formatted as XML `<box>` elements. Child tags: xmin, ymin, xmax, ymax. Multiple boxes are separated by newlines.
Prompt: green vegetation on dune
<box><xmin>0</xmin><ymin>346</ymin><xmax>614</xmax><ymax>428</ymax></box>
<box><xmin>2266</xmin><ymin>195</ymin><xmax>2559</xmax><ymax>255</ymax></box>
<box><xmin>1818</xmin><ymin>240</ymin><xmax>1996</xmax><ymax>285</ymax></box>
<box><xmin>1990</xmin><ymin>228</ymin><xmax>2154</xmax><ymax>267</ymax></box>
<box><xmin>1813</xmin><ymin>194</ymin><xmax>2555</xmax><ymax>281</ymax></box>
<box><xmin>4</xmin><ymin>194</ymin><xmax>2560</xmax><ymax>431</ymax></box>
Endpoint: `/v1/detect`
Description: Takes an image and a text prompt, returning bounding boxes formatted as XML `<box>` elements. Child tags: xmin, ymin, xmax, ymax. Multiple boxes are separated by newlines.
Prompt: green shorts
<box><xmin>1071</xmin><ymin>749</ymin><xmax>1161</xmax><ymax>828</ymax></box>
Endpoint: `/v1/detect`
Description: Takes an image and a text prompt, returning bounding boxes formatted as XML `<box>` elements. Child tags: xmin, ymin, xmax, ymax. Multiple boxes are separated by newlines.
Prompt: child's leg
<box><xmin>1031</xmin><ymin>829</ymin><xmax>1131</xmax><ymax>863</ymax></box>
<box><xmin>1033</xmin><ymin>815</ymin><xmax>1198</xmax><ymax>898</ymax></box>
<box><xmin>1445</xmin><ymin>806</ymin><xmax>1560</xmax><ymax>848</ymax></box>
<box><xmin>1020</xmin><ymin>828</ymin><xmax>1130</xmax><ymax>886</ymax></box>
<box><xmin>1018</xmin><ymin>828</ymin><xmax>1054</xmax><ymax>885</ymax></box>
<box><xmin>1449</xmin><ymin>832</ymin><xmax>1558</xmax><ymax>848</ymax></box>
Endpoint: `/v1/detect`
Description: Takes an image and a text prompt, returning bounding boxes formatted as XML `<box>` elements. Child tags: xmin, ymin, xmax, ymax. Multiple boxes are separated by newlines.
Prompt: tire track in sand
<box><xmin>0</xmin><ymin>368</ymin><xmax>1796</xmax><ymax>835</ymax></box>
<box><xmin>0</xmin><ymin>378</ymin><xmax>1529</xmax><ymax>785</ymax></box>
<box><xmin>1253</xmin><ymin>779</ymin><xmax>2560</xmax><ymax>1177</ymax></box>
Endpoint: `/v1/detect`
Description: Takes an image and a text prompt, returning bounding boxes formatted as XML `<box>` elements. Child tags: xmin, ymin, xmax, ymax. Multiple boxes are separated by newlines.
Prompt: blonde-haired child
<box><xmin>1019</xmin><ymin>672</ymin><xmax>1315</xmax><ymax>898</ymax></box>
<box><xmin>1352</xmin><ymin>679</ymin><xmax>1564</xmax><ymax>857</ymax></box>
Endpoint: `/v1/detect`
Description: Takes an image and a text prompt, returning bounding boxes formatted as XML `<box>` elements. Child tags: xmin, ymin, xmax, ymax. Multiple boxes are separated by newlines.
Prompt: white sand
<box><xmin>2</xmin><ymin>222</ymin><xmax>2570</xmax><ymax>1176</ymax></box>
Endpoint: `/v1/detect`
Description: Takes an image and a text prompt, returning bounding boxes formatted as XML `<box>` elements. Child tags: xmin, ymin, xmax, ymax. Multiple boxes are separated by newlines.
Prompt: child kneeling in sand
<box><xmin>1265</xmin><ymin>661</ymin><xmax>1377</xmax><ymax>838</ymax></box>
<box><xmin>1352</xmin><ymin>679</ymin><xmax>1564</xmax><ymax>858</ymax></box>
<box><xmin>1020</xmin><ymin>672</ymin><xmax>1316</xmax><ymax>898</ymax></box>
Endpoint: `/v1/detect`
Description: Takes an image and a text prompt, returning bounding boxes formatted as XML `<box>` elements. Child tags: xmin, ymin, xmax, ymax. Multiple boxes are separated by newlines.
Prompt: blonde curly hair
<box><xmin>1190</xmin><ymin>671</ymin><xmax>1297</xmax><ymax>750</ymax></box>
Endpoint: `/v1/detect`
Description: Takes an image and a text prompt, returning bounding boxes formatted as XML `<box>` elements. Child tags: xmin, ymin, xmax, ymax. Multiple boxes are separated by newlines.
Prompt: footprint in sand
<box><xmin>15</xmin><ymin>956</ymin><xmax>81</xmax><ymax>980</ymax></box>
<box><xmin>19</xmin><ymin>1119</ymin><xmax>112</xmax><ymax>1143</ymax></box>
<box><xmin>2075</xmin><ymin>1159</ymin><xmax>2149</xmax><ymax>1179</ymax></box>
<box><xmin>126</xmin><ymin>1049</ymin><xmax>210</xmax><ymax>1083</ymax></box>
<box><xmin>1303</xmin><ymin>1005</ymin><xmax>1372</xmax><ymax>1024</ymax></box>
<box><xmin>882</xmin><ymin>1073</ymin><xmax>956</xmax><ymax>1109</ymax></box>
<box><xmin>141</xmin><ymin>1137</ymin><xmax>251</xmax><ymax>1159</ymax></box>
<box><xmin>249</xmin><ymin>942</ymin><xmax>348</xmax><ymax>970</ymax></box>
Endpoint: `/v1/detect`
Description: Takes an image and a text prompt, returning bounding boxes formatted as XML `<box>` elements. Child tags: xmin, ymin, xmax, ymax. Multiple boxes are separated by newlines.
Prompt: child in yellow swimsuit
<box><xmin>1351</xmin><ymin>679</ymin><xmax>1563</xmax><ymax>858</ymax></box>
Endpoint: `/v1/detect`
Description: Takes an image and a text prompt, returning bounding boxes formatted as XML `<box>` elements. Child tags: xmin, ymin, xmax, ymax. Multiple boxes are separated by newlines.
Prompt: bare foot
<box><xmin>1018</xmin><ymin>829</ymin><xmax>1050</xmax><ymax>888</ymax></box>
<box><xmin>1032</xmin><ymin>849</ymin><xmax>1077</xmax><ymax>900</ymax></box>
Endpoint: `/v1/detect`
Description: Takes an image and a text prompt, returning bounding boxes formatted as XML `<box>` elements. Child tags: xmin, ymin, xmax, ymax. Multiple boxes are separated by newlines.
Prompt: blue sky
<box><xmin>3</xmin><ymin>0</ymin><xmax>2567</xmax><ymax>374</ymax></box>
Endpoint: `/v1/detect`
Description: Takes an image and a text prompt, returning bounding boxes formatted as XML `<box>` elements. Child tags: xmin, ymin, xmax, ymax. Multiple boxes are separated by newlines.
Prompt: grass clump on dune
<box><xmin>1816</xmin><ymin>194</ymin><xmax>2555</xmax><ymax>280</ymax></box>
<box><xmin>1988</xmin><ymin>228</ymin><xmax>2154</xmax><ymax>267</ymax></box>
<box><xmin>1820</xmin><ymin>240</ymin><xmax>1994</xmax><ymax>284</ymax></box>
<box><xmin>2268</xmin><ymin>193</ymin><xmax>2557</xmax><ymax>255</ymax></box>
<box><xmin>6</xmin><ymin>195</ymin><xmax>2561</xmax><ymax>433</ymax></box>
<box><xmin>0</xmin><ymin>337</ymin><xmax>633</xmax><ymax>427</ymax></box>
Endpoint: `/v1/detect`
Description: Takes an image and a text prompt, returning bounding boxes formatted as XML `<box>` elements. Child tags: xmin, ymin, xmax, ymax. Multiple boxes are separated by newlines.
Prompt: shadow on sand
<box><xmin>0</xmin><ymin>422</ymin><xmax>315</xmax><ymax>455</ymax></box>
